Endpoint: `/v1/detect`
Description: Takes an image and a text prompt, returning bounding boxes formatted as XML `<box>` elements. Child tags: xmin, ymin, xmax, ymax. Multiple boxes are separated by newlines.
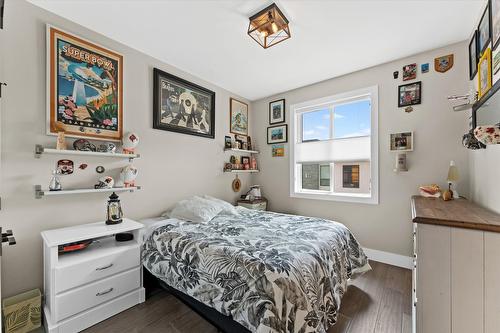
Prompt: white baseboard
<box><xmin>363</xmin><ymin>247</ymin><xmax>413</xmax><ymax>269</ymax></box>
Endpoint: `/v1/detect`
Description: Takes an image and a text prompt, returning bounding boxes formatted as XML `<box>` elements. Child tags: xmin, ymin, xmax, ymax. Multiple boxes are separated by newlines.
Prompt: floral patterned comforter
<box><xmin>142</xmin><ymin>208</ymin><xmax>370</xmax><ymax>333</ymax></box>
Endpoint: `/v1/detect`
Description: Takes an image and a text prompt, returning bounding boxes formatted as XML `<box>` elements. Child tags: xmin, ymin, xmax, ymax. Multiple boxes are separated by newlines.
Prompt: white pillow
<box><xmin>169</xmin><ymin>196</ymin><xmax>223</xmax><ymax>223</ymax></box>
<box><xmin>202</xmin><ymin>195</ymin><xmax>240</xmax><ymax>216</ymax></box>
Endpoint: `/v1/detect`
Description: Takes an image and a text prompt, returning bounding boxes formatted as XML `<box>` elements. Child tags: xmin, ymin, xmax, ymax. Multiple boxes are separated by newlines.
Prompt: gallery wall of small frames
<box><xmin>468</xmin><ymin>0</ymin><xmax>500</xmax><ymax>100</ymax></box>
<box><xmin>394</xmin><ymin>53</ymin><xmax>454</xmax><ymax>113</ymax></box>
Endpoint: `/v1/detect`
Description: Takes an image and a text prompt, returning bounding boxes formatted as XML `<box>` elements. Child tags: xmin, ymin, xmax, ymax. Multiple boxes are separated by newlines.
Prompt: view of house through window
<box><xmin>291</xmin><ymin>86</ymin><xmax>378</xmax><ymax>203</ymax></box>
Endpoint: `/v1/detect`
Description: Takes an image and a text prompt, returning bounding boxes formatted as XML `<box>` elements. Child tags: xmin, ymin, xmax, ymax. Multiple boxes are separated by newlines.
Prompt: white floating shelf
<box><xmin>224</xmin><ymin>148</ymin><xmax>259</xmax><ymax>154</ymax></box>
<box><xmin>35</xmin><ymin>145</ymin><xmax>140</xmax><ymax>160</ymax></box>
<box><xmin>223</xmin><ymin>170</ymin><xmax>259</xmax><ymax>173</ymax></box>
<box><xmin>35</xmin><ymin>185</ymin><xmax>141</xmax><ymax>199</ymax></box>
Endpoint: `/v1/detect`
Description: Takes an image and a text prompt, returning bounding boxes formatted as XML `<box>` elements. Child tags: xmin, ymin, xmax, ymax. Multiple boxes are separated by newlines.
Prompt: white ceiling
<box><xmin>28</xmin><ymin>0</ymin><xmax>484</xmax><ymax>101</ymax></box>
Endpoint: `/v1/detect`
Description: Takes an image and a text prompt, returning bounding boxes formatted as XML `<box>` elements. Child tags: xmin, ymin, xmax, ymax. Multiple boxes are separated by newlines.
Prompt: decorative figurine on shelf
<box><xmin>224</xmin><ymin>163</ymin><xmax>233</xmax><ymax>172</ymax></box>
<box><xmin>94</xmin><ymin>176</ymin><xmax>114</xmax><ymax>189</ymax></box>
<box><xmin>115</xmin><ymin>164</ymin><xmax>138</xmax><ymax>188</ymax></box>
<box><xmin>251</xmin><ymin>156</ymin><xmax>257</xmax><ymax>170</ymax></box>
<box><xmin>97</xmin><ymin>142</ymin><xmax>117</xmax><ymax>153</ymax></box>
<box><xmin>106</xmin><ymin>192</ymin><xmax>123</xmax><ymax>225</ymax></box>
<box><xmin>419</xmin><ymin>184</ymin><xmax>441</xmax><ymax>198</ymax></box>
<box><xmin>56</xmin><ymin>132</ymin><xmax>66</xmax><ymax>150</ymax></box>
<box><xmin>73</xmin><ymin>138</ymin><xmax>96</xmax><ymax>151</ymax></box>
<box><xmin>122</xmin><ymin>132</ymin><xmax>139</xmax><ymax>154</ymax></box>
<box><xmin>49</xmin><ymin>169</ymin><xmax>62</xmax><ymax>191</ymax></box>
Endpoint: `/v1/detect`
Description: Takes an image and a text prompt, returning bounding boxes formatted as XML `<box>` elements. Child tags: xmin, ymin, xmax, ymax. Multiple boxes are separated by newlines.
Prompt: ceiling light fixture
<box><xmin>248</xmin><ymin>3</ymin><xmax>290</xmax><ymax>49</ymax></box>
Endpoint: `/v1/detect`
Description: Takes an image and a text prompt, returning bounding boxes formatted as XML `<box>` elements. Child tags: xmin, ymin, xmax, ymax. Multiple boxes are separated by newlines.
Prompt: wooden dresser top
<box><xmin>411</xmin><ymin>195</ymin><xmax>500</xmax><ymax>233</ymax></box>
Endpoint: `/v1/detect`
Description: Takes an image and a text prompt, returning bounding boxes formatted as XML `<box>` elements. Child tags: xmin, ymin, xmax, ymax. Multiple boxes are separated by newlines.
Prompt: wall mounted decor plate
<box><xmin>47</xmin><ymin>25</ymin><xmax>123</xmax><ymax>141</ymax></box>
<box><xmin>478</xmin><ymin>2</ymin><xmax>491</xmax><ymax>55</ymax></box>
<box><xmin>267</xmin><ymin>124</ymin><xmax>288</xmax><ymax>144</ymax></box>
<box><xmin>434</xmin><ymin>54</ymin><xmax>454</xmax><ymax>73</ymax></box>
<box><xmin>269</xmin><ymin>99</ymin><xmax>285</xmax><ymax>124</ymax></box>
<box><xmin>398</xmin><ymin>82</ymin><xmax>422</xmax><ymax>107</ymax></box>
<box><xmin>230</xmin><ymin>98</ymin><xmax>249</xmax><ymax>136</ymax></box>
<box><xmin>478</xmin><ymin>48</ymin><xmax>492</xmax><ymax>99</ymax></box>
<box><xmin>153</xmin><ymin>68</ymin><xmax>215</xmax><ymax>138</ymax></box>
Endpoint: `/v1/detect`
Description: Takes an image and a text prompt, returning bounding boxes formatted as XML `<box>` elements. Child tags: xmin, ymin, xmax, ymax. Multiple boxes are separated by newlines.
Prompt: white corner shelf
<box><xmin>223</xmin><ymin>170</ymin><xmax>259</xmax><ymax>173</ymax></box>
<box><xmin>35</xmin><ymin>145</ymin><xmax>140</xmax><ymax>160</ymax></box>
<box><xmin>35</xmin><ymin>185</ymin><xmax>141</xmax><ymax>199</ymax></box>
<box><xmin>224</xmin><ymin>148</ymin><xmax>259</xmax><ymax>154</ymax></box>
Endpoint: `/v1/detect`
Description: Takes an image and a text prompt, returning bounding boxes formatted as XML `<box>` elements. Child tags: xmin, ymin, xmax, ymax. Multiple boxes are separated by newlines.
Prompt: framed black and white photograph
<box><xmin>267</xmin><ymin>124</ymin><xmax>288</xmax><ymax>144</ymax></box>
<box><xmin>478</xmin><ymin>2</ymin><xmax>491</xmax><ymax>55</ymax></box>
<box><xmin>469</xmin><ymin>30</ymin><xmax>479</xmax><ymax>79</ymax></box>
<box><xmin>269</xmin><ymin>99</ymin><xmax>285</xmax><ymax>124</ymax></box>
<box><xmin>390</xmin><ymin>132</ymin><xmax>413</xmax><ymax>152</ymax></box>
<box><xmin>493</xmin><ymin>0</ymin><xmax>500</xmax><ymax>50</ymax></box>
<box><xmin>398</xmin><ymin>82</ymin><xmax>421</xmax><ymax>107</ymax></box>
<box><xmin>153</xmin><ymin>68</ymin><xmax>215</xmax><ymax>138</ymax></box>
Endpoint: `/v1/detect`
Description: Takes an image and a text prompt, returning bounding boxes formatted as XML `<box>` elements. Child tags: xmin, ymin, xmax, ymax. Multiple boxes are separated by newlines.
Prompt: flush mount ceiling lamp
<box><xmin>248</xmin><ymin>3</ymin><xmax>290</xmax><ymax>49</ymax></box>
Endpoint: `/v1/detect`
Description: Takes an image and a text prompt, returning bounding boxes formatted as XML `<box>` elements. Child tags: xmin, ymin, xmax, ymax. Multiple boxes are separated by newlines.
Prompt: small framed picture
<box><xmin>493</xmin><ymin>0</ymin><xmax>500</xmax><ymax>50</ymax></box>
<box><xmin>469</xmin><ymin>31</ymin><xmax>479</xmax><ymax>79</ymax></box>
<box><xmin>421</xmin><ymin>63</ymin><xmax>429</xmax><ymax>73</ymax></box>
<box><xmin>267</xmin><ymin>124</ymin><xmax>288</xmax><ymax>144</ymax></box>
<box><xmin>390</xmin><ymin>132</ymin><xmax>413</xmax><ymax>152</ymax></box>
<box><xmin>269</xmin><ymin>99</ymin><xmax>285</xmax><ymax>124</ymax></box>
<box><xmin>398</xmin><ymin>82</ymin><xmax>421</xmax><ymax>107</ymax></box>
<box><xmin>478</xmin><ymin>48</ymin><xmax>492</xmax><ymax>99</ymax></box>
<box><xmin>478</xmin><ymin>2</ymin><xmax>491</xmax><ymax>55</ymax></box>
<box><xmin>241</xmin><ymin>156</ymin><xmax>250</xmax><ymax>165</ymax></box>
<box><xmin>272</xmin><ymin>144</ymin><xmax>285</xmax><ymax>157</ymax></box>
<box><xmin>224</xmin><ymin>135</ymin><xmax>232</xmax><ymax>149</ymax></box>
<box><xmin>402</xmin><ymin>63</ymin><xmax>417</xmax><ymax>81</ymax></box>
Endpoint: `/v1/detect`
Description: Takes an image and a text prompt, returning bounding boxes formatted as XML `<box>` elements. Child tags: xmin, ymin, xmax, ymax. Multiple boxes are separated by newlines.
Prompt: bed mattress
<box><xmin>142</xmin><ymin>208</ymin><xmax>370</xmax><ymax>333</ymax></box>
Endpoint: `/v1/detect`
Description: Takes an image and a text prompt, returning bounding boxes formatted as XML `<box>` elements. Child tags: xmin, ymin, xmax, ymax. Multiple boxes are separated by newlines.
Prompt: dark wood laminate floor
<box><xmin>83</xmin><ymin>261</ymin><xmax>411</xmax><ymax>333</ymax></box>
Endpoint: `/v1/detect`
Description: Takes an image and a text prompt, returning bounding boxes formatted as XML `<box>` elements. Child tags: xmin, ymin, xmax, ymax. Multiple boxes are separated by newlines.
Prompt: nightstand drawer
<box><xmin>55</xmin><ymin>239</ymin><xmax>139</xmax><ymax>293</ymax></box>
<box><xmin>55</xmin><ymin>267</ymin><xmax>140</xmax><ymax>322</ymax></box>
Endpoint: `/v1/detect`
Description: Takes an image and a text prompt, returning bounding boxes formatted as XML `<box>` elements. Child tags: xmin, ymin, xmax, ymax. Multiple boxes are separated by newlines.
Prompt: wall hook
<box><xmin>0</xmin><ymin>82</ymin><xmax>7</xmax><ymax>98</ymax></box>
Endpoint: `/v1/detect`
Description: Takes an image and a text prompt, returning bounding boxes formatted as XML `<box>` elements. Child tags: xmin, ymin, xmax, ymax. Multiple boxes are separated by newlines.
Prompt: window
<box><xmin>342</xmin><ymin>165</ymin><xmax>360</xmax><ymax>188</ymax></box>
<box><xmin>290</xmin><ymin>86</ymin><xmax>378</xmax><ymax>204</ymax></box>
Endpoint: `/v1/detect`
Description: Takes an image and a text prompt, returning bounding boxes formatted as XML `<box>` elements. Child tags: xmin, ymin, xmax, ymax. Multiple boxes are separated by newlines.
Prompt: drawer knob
<box><xmin>95</xmin><ymin>263</ymin><xmax>114</xmax><ymax>271</ymax></box>
<box><xmin>96</xmin><ymin>287</ymin><xmax>114</xmax><ymax>296</ymax></box>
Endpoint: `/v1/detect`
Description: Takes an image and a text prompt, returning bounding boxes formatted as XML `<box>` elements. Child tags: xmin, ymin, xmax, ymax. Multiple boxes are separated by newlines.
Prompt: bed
<box><xmin>142</xmin><ymin>202</ymin><xmax>370</xmax><ymax>333</ymax></box>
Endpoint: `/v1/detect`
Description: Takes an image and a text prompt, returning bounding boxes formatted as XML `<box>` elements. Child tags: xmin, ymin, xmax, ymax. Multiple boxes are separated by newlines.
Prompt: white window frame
<box><xmin>289</xmin><ymin>86</ymin><xmax>379</xmax><ymax>204</ymax></box>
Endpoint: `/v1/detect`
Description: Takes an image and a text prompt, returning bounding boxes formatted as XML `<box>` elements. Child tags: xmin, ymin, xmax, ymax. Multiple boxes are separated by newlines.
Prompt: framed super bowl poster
<box><xmin>153</xmin><ymin>68</ymin><xmax>215</xmax><ymax>138</ymax></box>
<box><xmin>47</xmin><ymin>26</ymin><xmax>123</xmax><ymax>141</ymax></box>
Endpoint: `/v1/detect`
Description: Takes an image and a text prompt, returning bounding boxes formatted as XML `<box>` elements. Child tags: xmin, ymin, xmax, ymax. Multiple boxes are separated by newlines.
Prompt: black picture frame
<box><xmin>267</xmin><ymin>124</ymin><xmax>288</xmax><ymax>144</ymax></box>
<box><xmin>398</xmin><ymin>81</ymin><xmax>422</xmax><ymax>107</ymax></box>
<box><xmin>478</xmin><ymin>2</ymin><xmax>492</xmax><ymax>56</ymax></box>
<box><xmin>153</xmin><ymin>68</ymin><xmax>215</xmax><ymax>139</ymax></box>
<box><xmin>269</xmin><ymin>99</ymin><xmax>285</xmax><ymax>124</ymax></box>
<box><xmin>470</xmin><ymin>30</ymin><xmax>479</xmax><ymax>80</ymax></box>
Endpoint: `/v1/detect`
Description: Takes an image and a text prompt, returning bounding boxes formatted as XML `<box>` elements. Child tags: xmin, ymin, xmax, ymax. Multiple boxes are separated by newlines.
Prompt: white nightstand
<box><xmin>41</xmin><ymin>218</ymin><xmax>145</xmax><ymax>333</ymax></box>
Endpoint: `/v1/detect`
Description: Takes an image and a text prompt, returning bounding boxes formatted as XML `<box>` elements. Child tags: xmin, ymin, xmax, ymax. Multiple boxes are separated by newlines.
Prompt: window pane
<box><xmin>302</xmin><ymin>109</ymin><xmax>330</xmax><ymax>142</ymax></box>
<box><xmin>343</xmin><ymin>165</ymin><xmax>360</xmax><ymax>188</ymax></box>
<box><xmin>320</xmin><ymin>165</ymin><xmax>330</xmax><ymax>187</ymax></box>
<box><xmin>302</xmin><ymin>164</ymin><xmax>319</xmax><ymax>190</ymax></box>
<box><xmin>334</xmin><ymin>100</ymin><xmax>371</xmax><ymax>139</ymax></box>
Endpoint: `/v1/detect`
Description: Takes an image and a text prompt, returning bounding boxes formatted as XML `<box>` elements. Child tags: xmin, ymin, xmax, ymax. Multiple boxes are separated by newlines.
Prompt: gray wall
<box><xmin>0</xmin><ymin>0</ymin><xmax>251</xmax><ymax>297</ymax></box>
<box><xmin>250</xmin><ymin>42</ymin><xmax>470</xmax><ymax>257</ymax></box>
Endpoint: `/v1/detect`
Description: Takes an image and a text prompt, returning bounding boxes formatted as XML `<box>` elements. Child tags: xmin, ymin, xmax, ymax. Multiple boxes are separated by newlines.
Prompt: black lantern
<box><xmin>106</xmin><ymin>192</ymin><xmax>123</xmax><ymax>225</ymax></box>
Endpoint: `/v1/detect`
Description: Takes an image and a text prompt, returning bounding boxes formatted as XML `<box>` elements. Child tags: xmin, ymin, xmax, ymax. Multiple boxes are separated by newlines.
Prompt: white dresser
<box><xmin>412</xmin><ymin>196</ymin><xmax>500</xmax><ymax>333</ymax></box>
<box><xmin>41</xmin><ymin>218</ymin><xmax>145</xmax><ymax>333</ymax></box>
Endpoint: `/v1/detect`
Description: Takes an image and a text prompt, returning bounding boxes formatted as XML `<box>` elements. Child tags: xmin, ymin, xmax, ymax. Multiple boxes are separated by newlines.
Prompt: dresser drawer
<box><xmin>55</xmin><ymin>267</ymin><xmax>140</xmax><ymax>322</ymax></box>
<box><xmin>55</xmin><ymin>240</ymin><xmax>139</xmax><ymax>293</ymax></box>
